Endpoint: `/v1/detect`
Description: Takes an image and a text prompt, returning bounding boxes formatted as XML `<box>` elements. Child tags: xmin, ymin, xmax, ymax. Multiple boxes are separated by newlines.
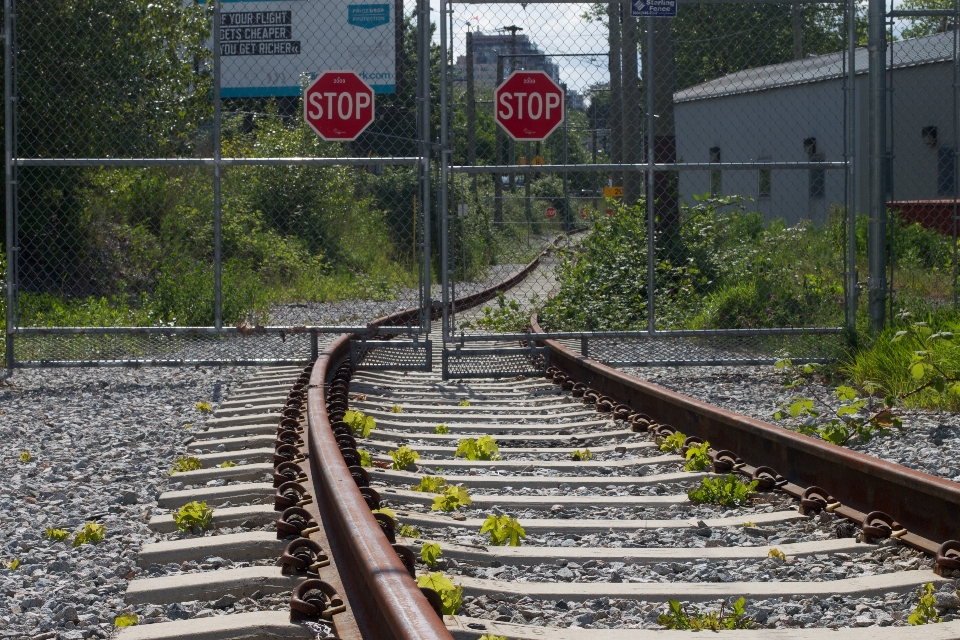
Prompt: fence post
<box><xmin>867</xmin><ymin>0</ymin><xmax>887</xmax><ymax>331</ymax></box>
<box><xmin>607</xmin><ymin>2</ymin><xmax>623</xmax><ymax>185</ymax></box>
<box><xmin>4</xmin><ymin>0</ymin><xmax>15</xmax><ymax>374</ymax></box>
<box><xmin>845</xmin><ymin>0</ymin><xmax>858</xmax><ymax>333</ymax></box>
<box><xmin>465</xmin><ymin>31</ymin><xmax>477</xmax><ymax>194</ymax></box>
<box><xmin>212</xmin><ymin>0</ymin><xmax>223</xmax><ymax>331</ymax></box>
<box><xmin>645</xmin><ymin>17</ymin><xmax>656</xmax><ymax>335</ymax></box>
<box><xmin>621</xmin><ymin>3</ymin><xmax>642</xmax><ymax>207</ymax></box>
<box><xmin>418</xmin><ymin>0</ymin><xmax>432</xmax><ymax>333</ymax></box>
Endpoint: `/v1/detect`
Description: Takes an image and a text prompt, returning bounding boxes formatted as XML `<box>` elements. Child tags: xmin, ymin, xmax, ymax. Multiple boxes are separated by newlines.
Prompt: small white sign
<box><xmin>457</xmin><ymin>204</ymin><xmax>469</xmax><ymax>218</ymax></box>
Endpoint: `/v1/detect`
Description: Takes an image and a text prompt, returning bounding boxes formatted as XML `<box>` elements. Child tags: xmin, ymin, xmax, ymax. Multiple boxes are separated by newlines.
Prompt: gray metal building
<box><xmin>674</xmin><ymin>31</ymin><xmax>956</xmax><ymax>225</ymax></box>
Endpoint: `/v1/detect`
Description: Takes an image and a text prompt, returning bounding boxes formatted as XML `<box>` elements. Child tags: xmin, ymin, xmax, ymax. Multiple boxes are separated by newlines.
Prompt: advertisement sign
<box><xmin>217</xmin><ymin>0</ymin><xmax>396</xmax><ymax>98</ymax></box>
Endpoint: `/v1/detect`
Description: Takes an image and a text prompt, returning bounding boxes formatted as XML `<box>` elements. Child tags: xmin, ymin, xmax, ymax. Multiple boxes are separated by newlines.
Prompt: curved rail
<box><xmin>531</xmin><ymin>314</ymin><xmax>960</xmax><ymax>551</ymax></box>
<box><xmin>308</xmin><ymin>337</ymin><xmax>452</xmax><ymax>640</ymax></box>
<box><xmin>301</xmin><ymin>249</ymin><xmax>580</xmax><ymax>639</ymax></box>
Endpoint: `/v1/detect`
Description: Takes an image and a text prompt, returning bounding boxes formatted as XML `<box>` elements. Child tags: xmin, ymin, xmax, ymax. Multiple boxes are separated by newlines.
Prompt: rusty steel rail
<box><xmin>298</xmin><ymin>247</ymin><xmax>584</xmax><ymax>639</ymax></box>
<box><xmin>531</xmin><ymin>314</ymin><xmax>960</xmax><ymax>556</ymax></box>
<box><xmin>308</xmin><ymin>336</ymin><xmax>453</xmax><ymax>640</ymax></box>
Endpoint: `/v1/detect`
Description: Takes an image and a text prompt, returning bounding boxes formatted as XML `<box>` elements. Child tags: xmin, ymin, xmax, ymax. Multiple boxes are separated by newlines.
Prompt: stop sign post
<box><xmin>495</xmin><ymin>71</ymin><xmax>564</xmax><ymax>142</ymax></box>
<box><xmin>304</xmin><ymin>71</ymin><xmax>375</xmax><ymax>141</ymax></box>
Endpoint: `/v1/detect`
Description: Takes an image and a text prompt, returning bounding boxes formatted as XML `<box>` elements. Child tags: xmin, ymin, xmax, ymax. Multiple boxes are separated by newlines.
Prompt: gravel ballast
<box><xmin>0</xmin><ymin>366</ymin><xmax>253</xmax><ymax>638</ymax></box>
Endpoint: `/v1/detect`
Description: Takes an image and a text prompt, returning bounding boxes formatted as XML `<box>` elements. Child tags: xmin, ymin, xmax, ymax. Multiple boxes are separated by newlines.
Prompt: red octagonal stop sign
<box><xmin>495</xmin><ymin>71</ymin><xmax>565</xmax><ymax>142</ymax></box>
<box><xmin>304</xmin><ymin>71</ymin><xmax>375</xmax><ymax>141</ymax></box>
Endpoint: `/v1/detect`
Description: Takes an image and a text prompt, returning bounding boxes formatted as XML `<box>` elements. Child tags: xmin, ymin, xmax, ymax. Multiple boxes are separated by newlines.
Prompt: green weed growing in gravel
<box><xmin>908</xmin><ymin>583</ymin><xmax>942</xmax><ymax>625</ymax></box>
<box><xmin>391</xmin><ymin>405</ymin><xmax>403</xmax><ymax>413</ymax></box>
<box><xmin>658</xmin><ymin>432</ymin><xmax>687</xmax><ymax>454</ymax></box>
<box><xmin>114</xmin><ymin>614</ymin><xmax>139</xmax><ymax>627</ymax></box>
<box><xmin>358</xmin><ymin>449</ymin><xmax>372</xmax><ymax>467</ymax></box>
<box><xmin>195</xmin><ymin>401</ymin><xmax>212</xmax><ymax>413</ymax></box>
<box><xmin>434</xmin><ymin>424</ymin><xmax>450</xmax><ymax>434</ymax></box>
<box><xmin>73</xmin><ymin>523</ymin><xmax>106</xmax><ymax>547</ymax></box>
<box><xmin>4</xmin><ymin>559</ymin><xmax>20</xmax><ymax>571</ymax></box>
<box><xmin>688</xmin><ymin>474</ymin><xmax>757</xmax><ymax>507</ymax></box>
<box><xmin>170</xmin><ymin>456</ymin><xmax>202</xmax><ymax>474</ymax></box>
<box><xmin>459</xmin><ymin>291</ymin><xmax>531</xmax><ymax>333</ymax></box>
<box><xmin>174</xmin><ymin>501</ymin><xmax>213</xmax><ymax>532</ymax></box>
<box><xmin>420</xmin><ymin>541</ymin><xmax>442</xmax><ymax>568</ymax></box>
<box><xmin>18</xmin><ymin>450</ymin><xmax>31</xmax><ymax>463</ymax></box>
<box><xmin>684</xmin><ymin>442</ymin><xmax>712</xmax><ymax>471</ymax></box>
<box><xmin>767</xmin><ymin>548</ymin><xmax>786</xmax><ymax>560</ymax></box>
<box><xmin>344</xmin><ymin>410</ymin><xmax>376</xmax><ymax>438</ymax></box>
<box><xmin>45</xmin><ymin>528</ymin><xmax>69</xmax><ymax>541</ymax></box>
<box><xmin>571</xmin><ymin>449</ymin><xmax>593</xmax><ymax>461</ymax></box>
<box><xmin>657</xmin><ymin>597</ymin><xmax>755</xmax><ymax>630</ymax></box>
<box><xmin>458</xmin><ymin>400</ymin><xmax>471</xmax><ymax>407</ymax></box>
<box><xmin>774</xmin><ymin>359</ymin><xmax>903</xmax><ymax>446</ymax></box>
<box><xmin>478</xmin><ymin>636</ymin><xmax>509</xmax><ymax>640</ymax></box>
<box><xmin>480</xmin><ymin>515</ymin><xmax>526</xmax><ymax>546</ymax></box>
<box><xmin>416</xmin><ymin>572</ymin><xmax>463</xmax><ymax>615</ymax></box>
<box><xmin>455</xmin><ymin>436</ymin><xmax>500</xmax><ymax>461</ymax></box>
<box><xmin>399</xmin><ymin>524</ymin><xmax>422</xmax><ymax>538</ymax></box>
<box><xmin>412</xmin><ymin>476</ymin><xmax>448</xmax><ymax>493</ymax></box>
<box><xmin>389</xmin><ymin>445</ymin><xmax>420</xmax><ymax>470</ymax></box>
<box><xmin>432</xmin><ymin>485</ymin><xmax>472</xmax><ymax>512</ymax></box>
<box><xmin>218</xmin><ymin>461</ymin><xmax>237</xmax><ymax>468</ymax></box>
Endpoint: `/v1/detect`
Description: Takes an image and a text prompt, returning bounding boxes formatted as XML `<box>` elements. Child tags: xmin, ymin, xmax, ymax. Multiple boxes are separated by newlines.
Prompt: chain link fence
<box><xmin>3</xmin><ymin>0</ymin><xmax>432</xmax><ymax>368</ymax></box>
<box><xmin>3</xmin><ymin>0</ymin><xmax>958</xmax><ymax>374</ymax></box>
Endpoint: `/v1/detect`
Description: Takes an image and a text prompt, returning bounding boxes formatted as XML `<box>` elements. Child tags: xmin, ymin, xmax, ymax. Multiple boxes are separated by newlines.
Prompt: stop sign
<box><xmin>495</xmin><ymin>71</ymin><xmax>564</xmax><ymax>141</ymax></box>
<box><xmin>545</xmin><ymin>207</ymin><xmax>557</xmax><ymax>219</ymax></box>
<box><xmin>304</xmin><ymin>71</ymin><xmax>375</xmax><ymax>141</ymax></box>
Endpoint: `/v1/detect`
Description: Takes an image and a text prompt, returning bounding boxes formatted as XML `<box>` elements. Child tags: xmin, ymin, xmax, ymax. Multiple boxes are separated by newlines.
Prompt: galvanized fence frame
<box><xmin>3</xmin><ymin>0</ymin><xmax>435</xmax><ymax>371</ymax></box>
<box><xmin>438</xmin><ymin>0</ymin><xmax>862</xmax><ymax>378</ymax></box>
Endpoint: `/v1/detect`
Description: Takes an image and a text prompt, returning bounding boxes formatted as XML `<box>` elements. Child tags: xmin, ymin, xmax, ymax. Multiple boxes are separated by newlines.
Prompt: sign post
<box><xmin>303</xmin><ymin>71</ymin><xmax>375</xmax><ymax>141</ymax></box>
<box><xmin>494</xmin><ymin>71</ymin><xmax>565</xmax><ymax>142</ymax></box>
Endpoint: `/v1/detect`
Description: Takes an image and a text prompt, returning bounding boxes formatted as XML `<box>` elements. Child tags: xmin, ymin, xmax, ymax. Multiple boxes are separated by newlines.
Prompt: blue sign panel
<box><xmin>631</xmin><ymin>0</ymin><xmax>677</xmax><ymax>17</ymax></box>
<box><xmin>348</xmin><ymin>4</ymin><xmax>390</xmax><ymax>29</ymax></box>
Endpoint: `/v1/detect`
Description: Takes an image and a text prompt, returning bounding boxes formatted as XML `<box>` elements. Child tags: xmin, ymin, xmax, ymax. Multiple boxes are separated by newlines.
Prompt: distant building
<box><xmin>455</xmin><ymin>31</ymin><xmax>560</xmax><ymax>87</ymax></box>
<box><xmin>674</xmin><ymin>31</ymin><xmax>955</xmax><ymax>225</ymax></box>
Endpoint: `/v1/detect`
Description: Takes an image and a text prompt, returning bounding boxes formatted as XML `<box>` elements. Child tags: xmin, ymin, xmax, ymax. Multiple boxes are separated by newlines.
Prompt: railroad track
<box><xmin>107</xmin><ymin>251</ymin><xmax>960</xmax><ymax>640</ymax></box>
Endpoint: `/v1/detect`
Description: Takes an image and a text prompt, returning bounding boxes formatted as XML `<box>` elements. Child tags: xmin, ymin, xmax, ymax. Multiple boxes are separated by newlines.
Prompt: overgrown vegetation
<box><xmin>174</xmin><ymin>501</ymin><xmax>213</xmax><ymax>532</ymax></box>
<box><xmin>45</xmin><ymin>528</ymin><xmax>69</xmax><ymax>541</ymax></box>
<box><xmin>412</xmin><ymin>476</ymin><xmax>448</xmax><ymax>493</ymax></box>
<box><xmin>455</xmin><ymin>436</ymin><xmax>501</xmax><ymax>461</ymax></box>
<box><xmin>434</xmin><ymin>424</ymin><xmax>450</xmax><ymax>434</ymax></box>
<box><xmin>688</xmin><ymin>474</ymin><xmax>758</xmax><ymax>507</ymax></box>
<box><xmin>657</xmin><ymin>598</ymin><xmax>755</xmax><ymax>630</ymax></box>
<box><xmin>684</xmin><ymin>442</ymin><xmax>712</xmax><ymax>471</ymax></box>
<box><xmin>170</xmin><ymin>456</ymin><xmax>202</xmax><ymax>474</ymax></box>
<box><xmin>416</xmin><ymin>572</ymin><xmax>463</xmax><ymax>615</ymax></box>
<box><xmin>908</xmin><ymin>583</ymin><xmax>942</xmax><ymax>625</ymax></box>
<box><xmin>658</xmin><ymin>432</ymin><xmax>687</xmax><ymax>454</ymax></box>
<box><xmin>72</xmin><ymin>523</ymin><xmax>106</xmax><ymax>547</ymax></box>
<box><xmin>389</xmin><ymin>445</ymin><xmax>420</xmax><ymax>470</ymax></box>
<box><xmin>344</xmin><ymin>410</ymin><xmax>376</xmax><ymax>438</ymax></box>
<box><xmin>420</xmin><ymin>541</ymin><xmax>442</xmax><ymax>569</ymax></box>
<box><xmin>479</xmin><ymin>515</ymin><xmax>526</xmax><ymax>546</ymax></box>
<box><xmin>432</xmin><ymin>485</ymin><xmax>472</xmax><ymax>512</ymax></box>
<box><xmin>571</xmin><ymin>449</ymin><xmax>593</xmax><ymax>461</ymax></box>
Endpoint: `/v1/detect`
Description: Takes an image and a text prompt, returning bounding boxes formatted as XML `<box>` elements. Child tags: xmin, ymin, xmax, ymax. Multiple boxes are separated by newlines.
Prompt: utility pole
<box><xmin>792</xmin><ymin>4</ymin><xmax>804</xmax><ymax>60</ymax></box>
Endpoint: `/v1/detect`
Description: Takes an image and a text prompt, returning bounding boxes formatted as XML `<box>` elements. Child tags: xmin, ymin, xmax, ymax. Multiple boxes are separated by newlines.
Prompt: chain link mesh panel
<box><xmin>441</xmin><ymin>0</ymin><xmax>853</xmax><ymax>372</ymax></box>
<box><xmin>6</xmin><ymin>0</ymin><xmax>429</xmax><ymax>367</ymax></box>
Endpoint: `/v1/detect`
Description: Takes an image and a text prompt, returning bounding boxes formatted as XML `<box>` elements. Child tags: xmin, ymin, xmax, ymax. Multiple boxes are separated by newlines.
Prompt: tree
<box><xmin>899</xmin><ymin>0</ymin><xmax>955</xmax><ymax>39</ymax></box>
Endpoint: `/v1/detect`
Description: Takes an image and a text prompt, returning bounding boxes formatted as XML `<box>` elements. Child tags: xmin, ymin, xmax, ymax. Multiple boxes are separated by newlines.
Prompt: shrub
<box><xmin>389</xmin><ymin>445</ymin><xmax>420</xmax><ymax>470</ymax></box>
<box><xmin>432</xmin><ymin>485</ymin><xmax>472</xmax><ymax>512</ymax></box>
<box><xmin>174</xmin><ymin>501</ymin><xmax>213</xmax><ymax>531</ymax></box>
<box><xmin>73</xmin><ymin>523</ymin><xmax>106</xmax><ymax>547</ymax></box>
<box><xmin>415</xmin><ymin>572</ymin><xmax>463</xmax><ymax>615</ymax></box>
<box><xmin>479</xmin><ymin>515</ymin><xmax>526</xmax><ymax>546</ymax></box>
<box><xmin>455</xmin><ymin>436</ymin><xmax>500</xmax><ymax>461</ymax></box>
<box><xmin>170</xmin><ymin>456</ymin><xmax>202</xmax><ymax>474</ymax></box>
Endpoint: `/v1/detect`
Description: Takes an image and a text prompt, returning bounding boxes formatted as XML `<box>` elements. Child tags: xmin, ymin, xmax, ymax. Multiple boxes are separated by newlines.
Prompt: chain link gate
<box><xmin>3</xmin><ymin>0</ymin><xmax>435</xmax><ymax>370</ymax></box>
<box><xmin>437</xmin><ymin>0</ymin><xmax>862</xmax><ymax>379</ymax></box>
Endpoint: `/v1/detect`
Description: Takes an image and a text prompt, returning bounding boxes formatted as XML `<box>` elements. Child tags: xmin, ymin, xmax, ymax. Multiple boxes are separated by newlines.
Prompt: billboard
<box><xmin>218</xmin><ymin>0</ymin><xmax>397</xmax><ymax>98</ymax></box>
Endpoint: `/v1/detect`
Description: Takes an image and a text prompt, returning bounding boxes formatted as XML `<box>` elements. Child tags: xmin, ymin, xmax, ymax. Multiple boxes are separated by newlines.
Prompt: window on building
<box><xmin>758</xmin><ymin>157</ymin><xmax>771</xmax><ymax>198</ymax></box>
<box><xmin>809</xmin><ymin>154</ymin><xmax>825</xmax><ymax>199</ymax></box>
<box><xmin>939</xmin><ymin>146</ymin><xmax>957</xmax><ymax>197</ymax></box>
<box><xmin>709</xmin><ymin>147</ymin><xmax>721</xmax><ymax>196</ymax></box>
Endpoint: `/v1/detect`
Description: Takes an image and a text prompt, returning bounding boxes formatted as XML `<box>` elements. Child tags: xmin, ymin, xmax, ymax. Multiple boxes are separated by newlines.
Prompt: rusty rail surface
<box><xmin>531</xmin><ymin>315</ymin><xmax>960</xmax><ymax>553</ymax></box>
